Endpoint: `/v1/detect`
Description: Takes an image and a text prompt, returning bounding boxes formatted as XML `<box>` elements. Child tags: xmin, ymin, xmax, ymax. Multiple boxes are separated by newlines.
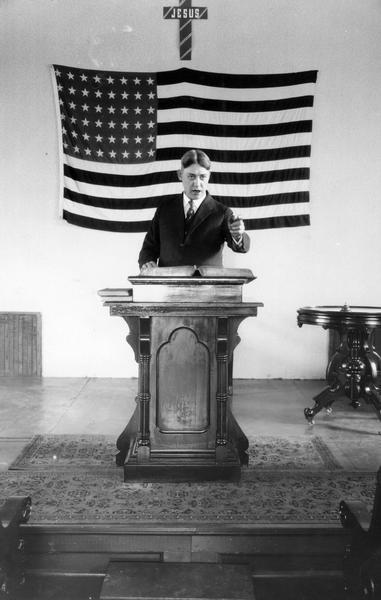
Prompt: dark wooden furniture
<box><xmin>99</xmin><ymin>270</ymin><xmax>262</xmax><ymax>482</ymax></box>
<box><xmin>0</xmin><ymin>496</ymin><xmax>32</xmax><ymax>597</ymax></box>
<box><xmin>297</xmin><ymin>305</ymin><xmax>381</xmax><ymax>424</ymax></box>
<box><xmin>339</xmin><ymin>467</ymin><xmax>381</xmax><ymax>599</ymax></box>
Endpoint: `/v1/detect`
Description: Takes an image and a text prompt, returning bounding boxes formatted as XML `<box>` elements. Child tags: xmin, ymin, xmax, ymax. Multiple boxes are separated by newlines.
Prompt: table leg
<box><xmin>304</xmin><ymin>384</ymin><xmax>342</xmax><ymax>424</ymax></box>
<box><xmin>304</xmin><ymin>331</ymin><xmax>347</xmax><ymax>424</ymax></box>
<box><xmin>363</xmin><ymin>332</ymin><xmax>381</xmax><ymax>420</ymax></box>
<box><xmin>364</xmin><ymin>385</ymin><xmax>381</xmax><ymax>420</ymax></box>
<box><xmin>304</xmin><ymin>327</ymin><xmax>381</xmax><ymax>423</ymax></box>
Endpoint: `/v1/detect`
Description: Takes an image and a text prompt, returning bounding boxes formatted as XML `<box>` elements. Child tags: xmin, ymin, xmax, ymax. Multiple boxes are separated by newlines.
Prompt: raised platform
<box><xmin>2</xmin><ymin>377</ymin><xmax>378</xmax><ymax>600</ymax></box>
<box><xmin>18</xmin><ymin>521</ymin><xmax>349</xmax><ymax>600</ymax></box>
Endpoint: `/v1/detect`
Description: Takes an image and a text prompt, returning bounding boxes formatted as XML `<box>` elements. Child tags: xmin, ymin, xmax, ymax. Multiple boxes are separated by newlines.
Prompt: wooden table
<box><xmin>297</xmin><ymin>305</ymin><xmax>381</xmax><ymax>424</ymax></box>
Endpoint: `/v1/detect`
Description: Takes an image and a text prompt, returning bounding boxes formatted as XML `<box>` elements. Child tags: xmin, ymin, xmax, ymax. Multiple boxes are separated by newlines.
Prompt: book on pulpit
<box><xmin>139</xmin><ymin>265</ymin><xmax>255</xmax><ymax>281</ymax></box>
<box><xmin>98</xmin><ymin>288</ymin><xmax>133</xmax><ymax>303</ymax></box>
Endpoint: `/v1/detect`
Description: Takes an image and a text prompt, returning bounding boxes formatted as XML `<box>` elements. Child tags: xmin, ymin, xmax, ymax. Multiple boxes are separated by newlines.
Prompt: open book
<box><xmin>139</xmin><ymin>265</ymin><xmax>255</xmax><ymax>280</ymax></box>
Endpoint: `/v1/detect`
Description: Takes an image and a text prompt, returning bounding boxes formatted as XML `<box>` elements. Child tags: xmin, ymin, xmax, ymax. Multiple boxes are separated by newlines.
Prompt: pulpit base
<box><xmin>117</xmin><ymin>405</ymin><xmax>246</xmax><ymax>482</ymax></box>
<box><xmin>123</xmin><ymin>446</ymin><xmax>241</xmax><ymax>482</ymax></box>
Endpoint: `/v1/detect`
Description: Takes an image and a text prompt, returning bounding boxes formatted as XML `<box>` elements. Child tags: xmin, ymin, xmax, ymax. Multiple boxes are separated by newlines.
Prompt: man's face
<box><xmin>179</xmin><ymin>163</ymin><xmax>210</xmax><ymax>201</ymax></box>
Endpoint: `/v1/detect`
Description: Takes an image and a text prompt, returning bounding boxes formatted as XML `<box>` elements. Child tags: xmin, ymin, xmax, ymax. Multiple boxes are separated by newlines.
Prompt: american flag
<box><xmin>52</xmin><ymin>65</ymin><xmax>318</xmax><ymax>232</ymax></box>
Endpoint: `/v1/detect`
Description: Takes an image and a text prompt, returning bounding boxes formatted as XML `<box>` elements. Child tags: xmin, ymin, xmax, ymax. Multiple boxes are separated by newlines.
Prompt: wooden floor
<box><xmin>0</xmin><ymin>377</ymin><xmax>380</xmax><ymax>472</ymax></box>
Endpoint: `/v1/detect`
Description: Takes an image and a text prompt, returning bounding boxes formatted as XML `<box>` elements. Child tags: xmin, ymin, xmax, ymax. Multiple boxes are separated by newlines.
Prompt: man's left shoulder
<box><xmin>206</xmin><ymin>194</ymin><xmax>231</xmax><ymax>215</ymax></box>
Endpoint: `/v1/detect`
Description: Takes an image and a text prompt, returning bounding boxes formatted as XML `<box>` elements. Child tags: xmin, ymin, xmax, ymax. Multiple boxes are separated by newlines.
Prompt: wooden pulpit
<box><xmin>99</xmin><ymin>267</ymin><xmax>262</xmax><ymax>482</ymax></box>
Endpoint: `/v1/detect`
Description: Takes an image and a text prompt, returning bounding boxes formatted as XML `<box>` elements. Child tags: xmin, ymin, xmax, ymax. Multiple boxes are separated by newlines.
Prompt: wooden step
<box><xmin>21</xmin><ymin>521</ymin><xmax>349</xmax><ymax>573</ymax></box>
<box><xmin>16</xmin><ymin>573</ymin><xmax>103</xmax><ymax>600</ymax></box>
<box><xmin>16</xmin><ymin>569</ymin><xmax>347</xmax><ymax>600</ymax></box>
<box><xmin>252</xmin><ymin>571</ymin><xmax>346</xmax><ymax>600</ymax></box>
<box><xmin>100</xmin><ymin>561</ymin><xmax>254</xmax><ymax>600</ymax></box>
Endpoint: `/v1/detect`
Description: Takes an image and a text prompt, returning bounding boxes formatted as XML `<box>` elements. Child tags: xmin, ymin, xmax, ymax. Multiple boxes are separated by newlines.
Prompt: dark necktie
<box><xmin>184</xmin><ymin>200</ymin><xmax>195</xmax><ymax>236</ymax></box>
<box><xmin>186</xmin><ymin>200</ymin><xmax>195</xmax><ymax>221</ymax></box>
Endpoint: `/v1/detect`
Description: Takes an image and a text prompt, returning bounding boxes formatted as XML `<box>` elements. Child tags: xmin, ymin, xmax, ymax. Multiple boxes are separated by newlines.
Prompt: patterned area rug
<box><xmin>0</xmin><ymin>469</ymin><xmax>374</xmax><ymax>525</ymax></box>
<box><xmin>8</xmin><ymin>434</ymin><xmax>343</xmax><ymax>472</ymax></box>
<box><xmin>2</xmin><ymin>434</ymin><xmax>374</xmax><ymax>525</ymax></box>
<box><xmin>4</xmin><ymin>435</ymin><xmax>376</xmax><ymax>524</ymax></box>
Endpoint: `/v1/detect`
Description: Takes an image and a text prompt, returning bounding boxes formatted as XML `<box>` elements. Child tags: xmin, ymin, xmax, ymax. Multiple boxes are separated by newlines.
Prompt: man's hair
<box><xmin>180</xmin><ymin>149</ymin><xmax>211</xmax><ymax>171</ymax></box>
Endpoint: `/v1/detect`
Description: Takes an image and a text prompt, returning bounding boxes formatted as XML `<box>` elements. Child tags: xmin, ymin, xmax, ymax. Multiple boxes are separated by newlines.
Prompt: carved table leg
<box><xmin>304</xmin><ymin>385</ymin><xmax>342</xmax><ymax>424</ymax></box>
<box><xmin>341</xmin><ymin>329</ymin><xmax>368</xmax><ymax>409</ymax></box>
<box><xmin>363</xmin><ymin>329</ymin><xmax>381</xmax><ymax>420</ymax></box>
<box><xmin>364</xmin><ymin>386</ymin><xmax>381</xmax><ymax>421</ymax></box>
<box><xmin>304</xmin><ymin>329</ymin><xmax>346</xmax><ymax>424</ymax></box>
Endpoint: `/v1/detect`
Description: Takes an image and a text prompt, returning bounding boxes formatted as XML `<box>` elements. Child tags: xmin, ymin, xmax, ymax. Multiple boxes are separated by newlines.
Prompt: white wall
<box><xmin>1</xmin><ymin>0</ymin><xmax>381</xmax><ymax>378</ymax></box>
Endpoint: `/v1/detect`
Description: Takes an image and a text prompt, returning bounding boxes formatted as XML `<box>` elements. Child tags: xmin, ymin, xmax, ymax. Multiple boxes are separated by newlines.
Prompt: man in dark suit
<box><xmin>139</xmin><ymin>149</ymin><xmax>250</xmax><ymax>270</ymax></box>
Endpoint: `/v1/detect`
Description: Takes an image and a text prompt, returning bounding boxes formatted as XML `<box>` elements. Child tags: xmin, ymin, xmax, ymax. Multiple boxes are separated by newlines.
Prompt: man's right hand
<box><xmin>140</xmin><ymin>261</ymin><xmax>157</xmax><ymax>274</ymax></box>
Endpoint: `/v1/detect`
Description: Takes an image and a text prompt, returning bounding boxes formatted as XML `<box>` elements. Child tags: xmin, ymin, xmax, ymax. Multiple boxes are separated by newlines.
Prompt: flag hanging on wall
<box><xmin>51</xmin><ymin>65</ymin><xmax>318</xmax><ymax>232</ymax></box>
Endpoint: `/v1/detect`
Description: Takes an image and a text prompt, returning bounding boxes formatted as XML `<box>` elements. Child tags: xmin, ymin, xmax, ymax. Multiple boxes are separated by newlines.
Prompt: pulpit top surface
<box><xmin>107</xmin><ymin>301</ymin><xmax>262</xmax><ymax>318</ymax></box>
<box><xmin>128</xmin><ymin>265</ymin><xmax>256</xmax><ymax>286</ymax></box>
<box><xmin>99</xmin><ymin>267</ymin><xmax>260</xmax><ymax>306</ymax></box>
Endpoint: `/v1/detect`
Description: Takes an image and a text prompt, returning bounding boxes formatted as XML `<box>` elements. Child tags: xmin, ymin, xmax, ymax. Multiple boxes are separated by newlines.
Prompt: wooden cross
<box><xmin>163</xmin><ymin>0</ymin><xmax>208</xmax><ymax>61</ymax></box>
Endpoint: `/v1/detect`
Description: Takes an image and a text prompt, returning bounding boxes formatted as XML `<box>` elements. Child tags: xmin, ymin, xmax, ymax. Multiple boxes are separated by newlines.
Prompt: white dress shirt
<box><xmin>183</xmin><ymin>193</ymin><xmax>206</xmax><ymax>216</ymax></box>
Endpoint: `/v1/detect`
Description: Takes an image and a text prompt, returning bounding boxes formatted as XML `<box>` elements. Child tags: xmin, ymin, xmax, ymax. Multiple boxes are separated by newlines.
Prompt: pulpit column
<box><xmin>136</xmin><ymin>317</ymin><xmax>151</xmax><ymax>462</ymax></box>
<box><xmin>216</xmin><ymin>317</ymin><xmax>229</xmax><ymax>460</ymax></box>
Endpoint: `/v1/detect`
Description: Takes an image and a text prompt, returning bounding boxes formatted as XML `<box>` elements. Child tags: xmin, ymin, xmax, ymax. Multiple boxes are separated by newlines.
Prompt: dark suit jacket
<box><xmin>138</xmin><ymin>193</ymin><xmax>250</xmax><ymax>268</ymax></box>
